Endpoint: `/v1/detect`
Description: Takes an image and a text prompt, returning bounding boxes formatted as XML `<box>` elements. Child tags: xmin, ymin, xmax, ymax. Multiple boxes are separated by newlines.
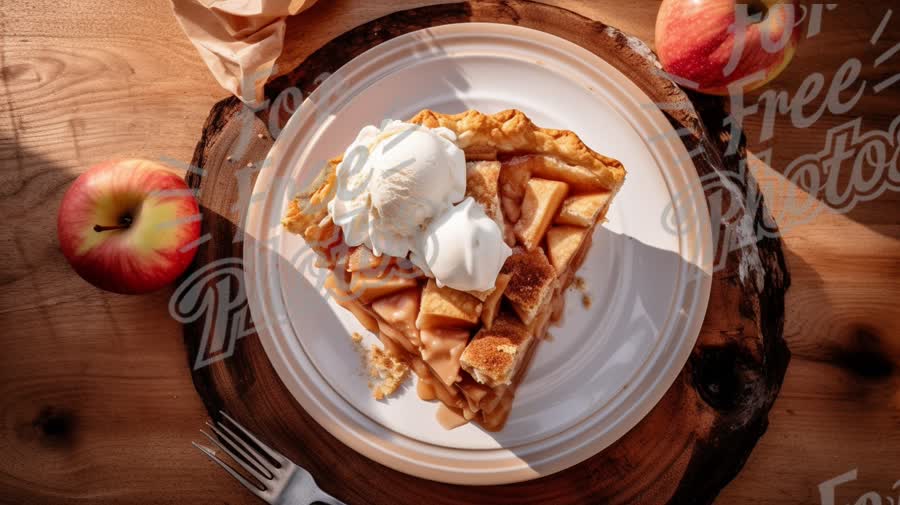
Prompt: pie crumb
<box><xmin>574</xmin><ymin>276</ymin><xmax>587</xmax><ymax>291</ymax></box>
<box><xmin>581</xmin><ymin>294</ymin><xmax>592</xmax><ymax>308</ymax></box>
<box><xmin>572</xmin><ymin>277</ymin><xmax>591</xmax><ymax>308</ymax></box>
<box><xmin>369</xmin><ymin>346</ymin><xmax>409</xmax><ymax>400</ymax></box>
<box><xmin>350</xmin><ymin>332</ymin><xmax>410</xmax><ymax>399</ymax></box>
<box><xmin>349</xmin><ymin>332</ymin><xmax>368</xmax><ymax>373</ymax></box>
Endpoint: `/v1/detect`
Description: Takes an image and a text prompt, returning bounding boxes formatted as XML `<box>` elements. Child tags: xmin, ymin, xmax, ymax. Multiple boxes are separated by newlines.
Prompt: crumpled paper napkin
<box><xmin>171</xmin><ymin>0</ymin><xmax>318</xmax><ymax>106</ymax></box>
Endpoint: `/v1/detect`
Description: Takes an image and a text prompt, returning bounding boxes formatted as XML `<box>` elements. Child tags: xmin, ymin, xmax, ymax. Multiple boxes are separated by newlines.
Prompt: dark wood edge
<box><xmin>181</xmin><ymin>2</ymin><xmax>791</xmax><ymax>504</ymax></box>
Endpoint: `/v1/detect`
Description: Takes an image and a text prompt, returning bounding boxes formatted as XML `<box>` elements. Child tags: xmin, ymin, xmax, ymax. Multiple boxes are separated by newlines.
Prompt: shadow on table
<box><xmin>781</xmin><ymin>244</ymin><xmax>896</xmax><ymax>385</ymax></box>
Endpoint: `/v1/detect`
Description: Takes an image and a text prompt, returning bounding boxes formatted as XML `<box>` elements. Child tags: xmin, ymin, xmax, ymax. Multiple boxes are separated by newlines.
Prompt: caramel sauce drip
<box><xmin>436</xmin><ymin>404</ymin><xmax>469</xmax><ymax>430</ymax></box>
<box><xmin>417</xmin><ymin>378</ymin><xmax>436</xmax><ymax>401</ymax></box>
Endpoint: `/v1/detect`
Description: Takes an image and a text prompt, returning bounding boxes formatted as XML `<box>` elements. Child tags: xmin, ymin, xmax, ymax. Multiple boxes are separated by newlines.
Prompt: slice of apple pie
<box><xmin>282</xmin><ymin>109</ymin><xmax>625</xmax><ymax>431</ymax></box>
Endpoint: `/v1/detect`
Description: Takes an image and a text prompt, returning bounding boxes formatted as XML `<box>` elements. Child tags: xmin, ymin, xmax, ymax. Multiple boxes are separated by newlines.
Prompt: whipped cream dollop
<box><xmin>329</xmin><ymin>120</ymin><xmax>465</xmax><ymax>258</ymax></box>
<box><xmin>328</xmin><ymin>120</ymin><xmax>510</xmax><ymax>292</ymax></box>
<box><xmin>416</xmin><ymin>197</ymin><xmax>512</xmax><ymax>292</ymax></box>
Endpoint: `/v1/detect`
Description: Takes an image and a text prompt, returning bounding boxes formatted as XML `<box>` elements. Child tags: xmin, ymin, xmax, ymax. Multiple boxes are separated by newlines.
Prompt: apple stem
<box><xmin>93</xmin><ymin>215</ymin><xmax>133</xmax><ymax>233</ymax></box>
<box><xmin>747</xmin><ymin>0</ymin><xmax>768</xmax><ymax>20</ymax></box>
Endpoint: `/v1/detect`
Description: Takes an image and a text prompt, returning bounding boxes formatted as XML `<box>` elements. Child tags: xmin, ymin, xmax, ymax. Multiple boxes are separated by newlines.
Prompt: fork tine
<box><xmin>192</xmin><ymin>442</ymin><xmax>266</xmax><ymax>499</ymax></box>
<box><xmin>200</xmin><ymin>429</ymin><xmax>272</xmax><ymax>483</ymax></box>
<box><xmin>207</xmin><ymin>421</ymin><xmax>276</xmax><ymax>478</ymax></box>
<box><xmin>219</xmin><ymin>411</ymin><xmax>286</xmax><ymax>465</ymax></box>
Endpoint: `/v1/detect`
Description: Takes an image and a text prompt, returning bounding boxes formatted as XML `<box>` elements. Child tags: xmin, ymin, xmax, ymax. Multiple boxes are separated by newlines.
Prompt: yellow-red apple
<box><xmin>57</xmin><ymin>159</ymin><xmax>201</xmax><ymax>294</ymax></box>
<box><xmin>655</xmin><ymin>0</ymin><xmax>801</xmax><ymax>95</ymax></box>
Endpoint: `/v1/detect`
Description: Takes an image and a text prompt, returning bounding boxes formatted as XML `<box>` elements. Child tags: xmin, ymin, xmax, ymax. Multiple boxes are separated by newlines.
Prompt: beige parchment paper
<box><xmin>172</xmin><ymin>0</ymin><xmax>318</xmax><ymax>105</ymax></box>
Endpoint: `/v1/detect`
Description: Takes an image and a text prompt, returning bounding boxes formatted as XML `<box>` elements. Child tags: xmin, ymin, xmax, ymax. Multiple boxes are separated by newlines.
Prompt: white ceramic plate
<box><xmin>244</xmin><ymin>23</ymin><xmax>712</xmax><ymax>485</ymax></box>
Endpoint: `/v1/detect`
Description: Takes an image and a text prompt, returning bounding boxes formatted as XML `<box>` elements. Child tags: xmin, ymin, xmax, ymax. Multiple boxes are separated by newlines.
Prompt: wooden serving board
<box><xmin>181</xmin><ymin>2</ymin><xmax>790</xmax><ymax>504</ymax></box>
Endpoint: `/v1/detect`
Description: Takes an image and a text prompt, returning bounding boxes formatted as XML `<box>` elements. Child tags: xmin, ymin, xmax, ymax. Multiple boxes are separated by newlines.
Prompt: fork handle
<box><xmin>311</xmin><ymin>492</ymin><xmax>347</xmax><ymax>505</ymax></box>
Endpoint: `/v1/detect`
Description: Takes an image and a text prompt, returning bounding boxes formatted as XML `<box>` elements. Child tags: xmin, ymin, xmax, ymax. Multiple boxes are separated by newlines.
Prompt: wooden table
<box><xmin>1</xmin><ymin>1</ymin><xmax>897</xmax><ymax>504</ymax></box>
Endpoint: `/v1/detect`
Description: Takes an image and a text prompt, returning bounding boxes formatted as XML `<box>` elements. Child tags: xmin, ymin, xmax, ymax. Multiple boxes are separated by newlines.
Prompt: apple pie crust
<box><xmin>283</xmin><ymin>109</ymin><xmax>625</xmax><ymax>431</ymax></box>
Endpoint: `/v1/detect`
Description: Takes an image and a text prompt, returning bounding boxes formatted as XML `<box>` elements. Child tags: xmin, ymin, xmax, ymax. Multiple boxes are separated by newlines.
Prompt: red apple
<box><xmin>655</xmin><ymin>0</ymin><xmax>801</xmax><ymax>95</ymax></box>
<box><xmin>57</xmin><ymin>159</ymin><xmax>201</xmax><ymax>294</ymax></box>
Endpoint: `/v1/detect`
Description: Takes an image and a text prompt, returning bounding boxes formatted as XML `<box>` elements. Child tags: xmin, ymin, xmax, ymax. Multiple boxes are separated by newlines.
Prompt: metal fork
<box><xmin>193</xmin><ymin>411</ymin><xmax>345</xmax><ymax>505</ymax></box>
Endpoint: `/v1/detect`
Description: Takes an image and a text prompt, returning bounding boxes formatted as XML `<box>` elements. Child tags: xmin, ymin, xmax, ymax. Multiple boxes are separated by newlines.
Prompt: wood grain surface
<box><xmin>1</xmin><ymin>1</ymin><xmax>898</xmax><ymax>505</ymax></box>
<box><xmin>182</xmin><ymin>2</ymin><xmax>788</xmax><ymax>504</ymax></box>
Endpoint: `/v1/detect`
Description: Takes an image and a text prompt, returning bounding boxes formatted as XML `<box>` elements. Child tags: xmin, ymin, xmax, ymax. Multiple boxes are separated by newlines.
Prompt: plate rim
<box><xmin>244</xmin><ymin>22</ymin><xmax>713</xmax><ymax>485</ymax></box>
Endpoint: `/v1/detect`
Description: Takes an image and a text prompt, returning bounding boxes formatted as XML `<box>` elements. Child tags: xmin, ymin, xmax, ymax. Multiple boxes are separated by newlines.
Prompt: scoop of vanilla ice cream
<box><xmin>329</xmin><ymin>121</ymin><xmax>465</xmax><ymax>258</ymax></box>
<box><xmin>369</xmin><ymin>127</ymin><xmax>465</xmax><ymax>236</ymax></box>
<box><xmin>416</xmin><ymin>197</ymin><xmax>512</xmax><ymax>292</ymax></box>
